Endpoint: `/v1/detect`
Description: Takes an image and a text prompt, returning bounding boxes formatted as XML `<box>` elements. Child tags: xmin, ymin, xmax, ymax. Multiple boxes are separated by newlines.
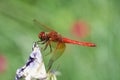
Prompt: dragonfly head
<box><xmin>38</xmin><ymin>32</ymin><xmax>46</xmax><ymax>41</ymax></box>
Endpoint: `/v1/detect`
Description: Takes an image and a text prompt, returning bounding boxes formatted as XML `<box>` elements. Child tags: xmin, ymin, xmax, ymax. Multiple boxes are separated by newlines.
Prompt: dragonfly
<box><xmin>34</xmin><ymin>19</ymin><xmax>96</xmax><ymax>72</ymax></box>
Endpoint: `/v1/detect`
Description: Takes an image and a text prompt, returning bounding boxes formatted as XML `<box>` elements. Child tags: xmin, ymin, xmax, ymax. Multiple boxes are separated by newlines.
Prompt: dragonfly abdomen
<box><xmin>62</xmin><ymin>38</ymin><xmax>96</xmax><ymax>47</ymax></box>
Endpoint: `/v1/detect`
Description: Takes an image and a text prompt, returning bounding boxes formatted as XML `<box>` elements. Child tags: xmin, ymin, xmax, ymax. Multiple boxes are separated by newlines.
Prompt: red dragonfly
<box><xmin>34</xmin><ymin>19</ymin><xmax>96</xmax><ymax>72</ymax></box>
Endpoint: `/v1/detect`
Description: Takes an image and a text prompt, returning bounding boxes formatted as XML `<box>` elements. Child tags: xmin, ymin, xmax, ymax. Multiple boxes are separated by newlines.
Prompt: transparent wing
<box><xmin>33</xmin><ymin>19</ymin><xmax>55</xmax><ymax>32</ymax></box>
<box><xmin>47</xmin><ymin>42</ymin><xmax>66</xmax><ymax>72</ymax></box>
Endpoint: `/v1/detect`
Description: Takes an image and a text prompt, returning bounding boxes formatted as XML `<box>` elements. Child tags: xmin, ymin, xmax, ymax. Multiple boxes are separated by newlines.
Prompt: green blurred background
<box><xmin>0</xmin><ymin>0</ymin><xmax>120</xmax><ymax>80</ymax></box>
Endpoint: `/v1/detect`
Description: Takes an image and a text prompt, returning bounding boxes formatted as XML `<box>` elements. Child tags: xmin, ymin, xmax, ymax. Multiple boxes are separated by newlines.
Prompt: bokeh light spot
<box><xmin>0</xmin><ymin>54</ymin><xmax>7</xmax><ymax>73</ymax></box>
<box><xmin>71</xmin><ymin>20</ymin><xmax>90</xmax><ymax>39</ymax></box>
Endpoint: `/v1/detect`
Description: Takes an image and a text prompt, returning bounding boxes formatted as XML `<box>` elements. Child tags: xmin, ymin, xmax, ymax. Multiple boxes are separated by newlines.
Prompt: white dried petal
<box><xmin>15</xmin><ymin>42</ymin><xmax>47</xmax><ymax>80</ymax></box>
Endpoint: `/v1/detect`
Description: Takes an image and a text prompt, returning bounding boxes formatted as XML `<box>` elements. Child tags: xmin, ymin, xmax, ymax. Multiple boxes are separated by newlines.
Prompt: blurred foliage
<box><xmin>0</xmin><ymin>0</ymin><xmax>120</xmax><ymax>80</ymax></box>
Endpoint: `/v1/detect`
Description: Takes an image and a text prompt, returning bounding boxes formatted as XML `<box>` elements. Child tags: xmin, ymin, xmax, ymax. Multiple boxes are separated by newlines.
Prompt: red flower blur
<box><xmin>0</xmin><ymin>54</ymin><xmax>7</xmax><ymax>73</ymax></box>
<box><xmin>71</xmin><ymin>20</ymin><xmax>90</xmax><ymax>39</ymax></box>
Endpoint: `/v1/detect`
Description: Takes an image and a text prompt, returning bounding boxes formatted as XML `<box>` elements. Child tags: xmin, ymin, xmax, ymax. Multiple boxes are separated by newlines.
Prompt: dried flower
<box><xmin>15</xmin><ymin>42</ymin><xmax>47</xmax><ymax>80</ymax></box>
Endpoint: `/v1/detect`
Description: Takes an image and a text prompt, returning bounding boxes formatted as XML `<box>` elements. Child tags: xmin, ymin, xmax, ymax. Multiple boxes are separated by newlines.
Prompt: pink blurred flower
<box><xmin>71</xmin><ymin>20</ymin><xmax>90</xmax><ymax>39</ymax></box>
<box><xmin>0</xmin><ymin>54</ymin><xmax>7</xmax><ymax>73</ymax></box>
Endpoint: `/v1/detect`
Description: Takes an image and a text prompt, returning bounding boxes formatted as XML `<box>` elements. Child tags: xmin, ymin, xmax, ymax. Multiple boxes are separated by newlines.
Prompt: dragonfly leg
<box><xmin>37</xmin><ymin>40</ymin><xmax>47</xmax><ymax>44</ymax></box>
<box><xmin>37</xmin><ymin>40</ymin><xmax>49</xmax><ymax>51</ymax></box>
<box><xmin>43</xmin><ymin>41</ymin><xmax>50</xmax><ymax>51</ymax></box>
<box><xmin>44</xmin><ymin>41</ymin><xmax>53</xmax><ymax>56</ymax></box>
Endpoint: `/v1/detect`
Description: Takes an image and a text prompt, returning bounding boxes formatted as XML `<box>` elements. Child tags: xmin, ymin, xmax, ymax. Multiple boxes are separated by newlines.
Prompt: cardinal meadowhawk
<box><xmin>34</xmin><ymin>19</ymin><xmax>96</xmax><ymax>72</ymax></box>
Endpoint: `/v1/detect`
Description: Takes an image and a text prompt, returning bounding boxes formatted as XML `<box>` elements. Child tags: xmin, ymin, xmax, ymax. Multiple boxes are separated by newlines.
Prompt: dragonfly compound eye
<box><xmin>38</xmin><ymin>32</ymin><xmax>46</xmax><ymax>41</ymax></box>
